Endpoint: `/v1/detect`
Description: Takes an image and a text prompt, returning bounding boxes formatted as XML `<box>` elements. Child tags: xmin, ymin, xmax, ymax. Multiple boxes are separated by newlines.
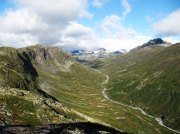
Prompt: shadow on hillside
<box><xmin>0</xmin><ymin>122</ymin><xmax>129</xmax><ymax>134</ymax></box>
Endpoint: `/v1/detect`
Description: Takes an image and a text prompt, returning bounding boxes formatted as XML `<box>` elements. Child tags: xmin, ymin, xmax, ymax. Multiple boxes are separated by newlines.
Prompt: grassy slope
<box><xmin>31</xmin><ymin>46</ymin><xmax>173</xmax><ymax>133</ymax></box>
<box><xmin>0</xmin><ymin>47</ymin><xmax>38</xmax><ymax>91</ymax></box>
<box><xmin>100</xmin><ymin>44</ymin><xmax>180</xmax><ymax>131</ymax></box>
<box><xmin>0</xmin><ymin>46</ymin><xmax>85</xmax><ymax>125</ymax></box>
<box><xmin>1</xmin><ymin>88</ymin><xmax>67</xmax><ymax>125</ymax></box>
<box><xmin>0</xmin><ymin>45</ymin><xmax>175</xmax><ymax>133</ymax></box>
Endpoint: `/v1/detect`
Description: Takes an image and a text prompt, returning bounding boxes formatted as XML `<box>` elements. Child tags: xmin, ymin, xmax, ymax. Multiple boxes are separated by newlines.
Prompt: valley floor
<box><xmin>37</xmin><ymin>64</ymin><xmax>177</xmax><ymax>134</ymax></box>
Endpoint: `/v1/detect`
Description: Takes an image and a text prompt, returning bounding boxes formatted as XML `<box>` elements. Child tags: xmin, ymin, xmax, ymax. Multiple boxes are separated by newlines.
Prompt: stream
<box><xmin>100</xmin><ymin>71</ymin><xmax>180</xmax><ymax>134</ymax></box>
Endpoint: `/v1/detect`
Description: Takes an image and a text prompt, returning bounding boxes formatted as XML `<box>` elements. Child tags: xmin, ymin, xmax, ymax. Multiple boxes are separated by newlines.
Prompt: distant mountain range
<box><xmin>71</xmin><ymin>38</ymin><xmax>172</xmax><ymax>59</ymax></box>
<box><xmin>71</xmin><ymin>48</ymin><xmax>126</xmax><ymax>61</ymax></box>
<box><xmin>71</xmin><ymin>38</ymin><xmax>172</xmax><ymax>67</ymax></box>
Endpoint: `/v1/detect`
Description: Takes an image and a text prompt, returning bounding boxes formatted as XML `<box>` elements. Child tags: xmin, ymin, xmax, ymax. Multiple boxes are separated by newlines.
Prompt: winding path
<box><xmin>98</xmin><ymin>70</ymin><xmax>180</xmax><ymax>134</ymax></box>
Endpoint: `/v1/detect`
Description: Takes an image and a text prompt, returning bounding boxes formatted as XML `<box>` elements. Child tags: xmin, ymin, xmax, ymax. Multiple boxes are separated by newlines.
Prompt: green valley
<box><xmin>0</xmin><ymin>44</ymin><xmax>179</xmax><ymax>133</ymax></box>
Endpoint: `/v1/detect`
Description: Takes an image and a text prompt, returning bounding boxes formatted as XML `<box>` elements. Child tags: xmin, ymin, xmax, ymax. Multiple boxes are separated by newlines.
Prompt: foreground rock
<box><xmin>0</xmin><ymin>122</ymin><xmax>128</xmax><ymax>134</ymax></box>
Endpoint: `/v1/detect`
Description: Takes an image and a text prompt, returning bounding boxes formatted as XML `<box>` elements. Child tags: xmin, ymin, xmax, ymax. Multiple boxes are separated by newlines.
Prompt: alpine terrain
<box><xmin>95</xmin><ymin>39</ymin><xmax>180</xmax><ymax>133</ymax></box>
<box><xmin>0</xmin><ymin>39</ymin><xmax>179</xmax><ymax>133</ymax></box>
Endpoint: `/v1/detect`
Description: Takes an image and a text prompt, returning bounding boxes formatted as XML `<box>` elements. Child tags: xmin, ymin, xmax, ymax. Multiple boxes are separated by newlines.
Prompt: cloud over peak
<box><xmin>153</xmin><ymin>9</ymin><xmax>180</xmax><ymax>36</ymax></box>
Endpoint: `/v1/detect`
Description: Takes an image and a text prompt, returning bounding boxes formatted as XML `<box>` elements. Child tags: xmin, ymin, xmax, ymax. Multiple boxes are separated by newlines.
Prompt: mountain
<box><xmin>71</xmin><ymin>48</ymin><xmax>124</xmax><ymax>59</ymax></box>
<box><xmin>0</xmin><ymin>46</ymin><xmax>82</xmax><ymax>125</ymax></box>
<box><xmin>98</xmin><ymin>43</ymin><xmax>180</xmax><ymax>131</ymax></box>
<box><xmin>141</xmin><ymin>38</ymin><xmax>172</xmax><ymax>48</ymax></box>
<box><xmin>71</xmin><ymin>50</ymin><xmax>86</xmax><ymax>55</ymax></box>
<box><xmin>71</xmin><ymin>48</ymin><xmax>124</xmax><ymax>69</ymax></box>
<box><xmin>0</xmin><ymin>45</ymin><xmax>174</xmax><ymax>133</ymax></box>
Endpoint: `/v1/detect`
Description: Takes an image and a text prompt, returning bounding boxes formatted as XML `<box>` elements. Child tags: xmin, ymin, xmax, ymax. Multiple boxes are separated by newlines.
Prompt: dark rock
<box><xmin>161</xmin><ymin>115</ymin><xmax>165</xmax><ymax>121</ymax></box>
<box><xmin>113</xmin><ymin>51</ymin><xmax>123</xmax><ymax>54</ymax></box>
<box><xmin>71</xmin><ymin>50</ymin><xmax>85</xmax><ymax>56</ymax></box>
<box><xmin>0</xmin><ymin>122</ymin><xmax>128</xmax><ymax>134</ymax></box>
<box><xmin>98</xmin><ymin>48</ymin><xmax>106</xmax><ymax>52</ymax></box>
<box><xmin>141</xmin><ymin>38</ymin><xmax>166</xmax><ymax>48</ymax></box>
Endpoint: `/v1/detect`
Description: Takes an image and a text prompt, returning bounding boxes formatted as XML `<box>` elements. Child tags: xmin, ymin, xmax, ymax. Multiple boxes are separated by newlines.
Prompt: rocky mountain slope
<box><xmin>0</xmin><ymin>44</ymin><xmax>176</xmax><ymax>133</ymax></box>
<box><xmin>0</xmin><ymin>46</ymin><xmax>86</xmax><ymax>126</ymax></box>
<box><xmin>98</xmin><ymin>41</ymin><xmax>180</xmax><ymax>131</ymax></box>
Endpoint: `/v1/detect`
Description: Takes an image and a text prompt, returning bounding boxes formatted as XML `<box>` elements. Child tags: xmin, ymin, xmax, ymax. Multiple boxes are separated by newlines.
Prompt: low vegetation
<box><xmin>99</xmin><ymin>44</ymin><xmax>180</xmax><ymax>131</ymax></box>
<box><xmin>0</xmin><ymin>45</ymin><xmax>177</xmax><ymax>133</ymax></box>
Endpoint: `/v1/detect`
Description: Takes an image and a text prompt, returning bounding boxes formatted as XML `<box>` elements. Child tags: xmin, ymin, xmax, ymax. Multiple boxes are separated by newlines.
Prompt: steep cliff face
<box><xmin>20</xmin><ymin>46</ymin><xmax>52</xmax><ymax>64</ymax></box>
<box><xmin>19</xmin><ymin>45</ymin><xmax>74</xmax><ymax>72</ymax></box>
<box><xmin>0</xmin><ymin>45</ymin><xmax>75</xmax><ymax>94</ymax></box>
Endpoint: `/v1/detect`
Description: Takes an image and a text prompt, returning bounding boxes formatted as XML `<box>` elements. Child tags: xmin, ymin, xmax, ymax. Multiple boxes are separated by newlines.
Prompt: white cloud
<box><xmin>163</xmin><ymin>36</ymin><xmax>180</xmax><ymax>44</ymax></box>
<box><xmin>0</xmin><ymin>0</ymin><xmax>150</xmax><ymax>51</ymax></box>
<box><xmin>0</xmin><ymin>0</ymin><xmax>92</xmax><ymax>47</ymax></box>
<box><xmin>97</xmin><ymin>15</ymin><xmax>138</xmax><ymax>38</ymax></box>
<box><xmin>0</xmin><ymin>8</ymin><xmax>48</xmax><ymax>33</ymax></box>
<box><xmin>56</xmin><ymin>22</ymin><xmax>99</xmax><ymax>51</ymax></box>
<box><xmin>95</xmin><ymin>15</ymin><xmax>150</xmax><ymax>50</ymax></box>
<box><xmin>97</xmin><ymin>15</ymin><xmax>122</xmax><ymax>34</ymax></box>
<box><xmin>0</xmin><ymin>32</ymin><xmax>39</xmax><ymax>48</ymax></box>
<box><xmin>56</xmin><ymin>15</ymin><xmax>150</xmax><ymax>51</ymax></box>
<box><xmin>14</xmin><ymin>0</ymin><xmax>92</xmax><ymax>22</ymax></box>
<box><xmin>91</xmin><ymin>0</ymin><xmax>109</xmax><ymax>8</ymax></box>
<box><xmin>120</xmin><ymin>0</ymin><xmax>131</xmax><ymax>17</ymax></box>
<box><xmin>99</xmin><ymin>35</ymin><xmax>150</xmax><ymax>51</ymax></box>
<box><xmin>62</xmin><ymin>22</ymin><xmax>94</xmax><ymax>37</ymax></box>
<box><xmin>153</xmin><ymin>9</ymin><xmax>180</xmax><ymax>36</ymax></box>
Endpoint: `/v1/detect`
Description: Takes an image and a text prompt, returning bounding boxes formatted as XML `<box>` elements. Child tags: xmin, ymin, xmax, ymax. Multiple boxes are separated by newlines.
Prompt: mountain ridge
<box><xmin>98</xmin><ymin>43</ymin><xmax>180</xmax><ymax>131</ymax></box>
<box><xmin>71</xmin><ymin>48</ymin><xmax>125</xmax><ymax>59</ymax></box>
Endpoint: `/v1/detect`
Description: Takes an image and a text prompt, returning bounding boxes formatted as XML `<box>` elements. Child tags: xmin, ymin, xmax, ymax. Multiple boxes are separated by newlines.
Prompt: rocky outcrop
<box><xmin>19</xmin><ymin>45</ymin><xmax>74</xmax><ymax>72</ymax></box>
<box><xmin>141</xmin><ymin>38</ymin><xmax>172</xmax><ymax>48</ymax></box>
<box><xmin>20</xmin><ymin>46</ymin><xmax>52</xmax><ymax>64</ymax></box>
<box><xmin>0</xmin><ymin>122</ymin><xmax>127</xmax><ymax>134</ymax></box>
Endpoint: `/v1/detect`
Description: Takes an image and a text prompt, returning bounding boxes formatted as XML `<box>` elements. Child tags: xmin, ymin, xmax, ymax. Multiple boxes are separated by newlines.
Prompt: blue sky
<box><xmin>0</xmin><ymin>0</ymin><xmax>179</xmax><ymax>51</ymax></box>
<box><xmin>86</xmin><ymin>0</ymin><xmax>180</xmax><ymax>35</ymax></box>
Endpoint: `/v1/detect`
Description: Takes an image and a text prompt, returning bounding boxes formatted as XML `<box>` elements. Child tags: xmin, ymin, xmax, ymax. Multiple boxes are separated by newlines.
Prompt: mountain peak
<box><xmin>97</xmin><ymin>48</ymin><xmax>106</xmax><ymax>52</ymax></box>
<box><xmin>71</xmin><ymin>50</ymin><xmax>85</xmax><ymax>55</ymax></box>
<box><xmin>141</xmin><ymin>38</ymin><xmax>172</xmax><ymax>48</ymax></box>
